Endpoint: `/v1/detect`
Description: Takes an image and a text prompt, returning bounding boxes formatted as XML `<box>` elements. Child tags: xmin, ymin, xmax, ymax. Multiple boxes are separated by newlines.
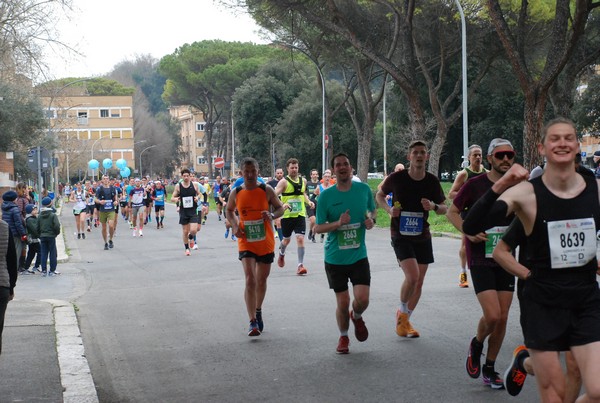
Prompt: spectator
<box><xmin>36</xmin><ymin>197</ymin><xmax>61</xmax><ymax>276</ymax></box>
<box><xmin>23</xmin><ymin>204</ymin><xmax>41</xmax><ymax>274</ymax></box>
<box><xmin>1</xmin><ymin>191</ymin><xmax>27</xmax><ymax>274</ymax></box>
<box><xmin>0</xmin><ymin>219</ymin><xmax>18</xmax><ymax>355</ymax></box>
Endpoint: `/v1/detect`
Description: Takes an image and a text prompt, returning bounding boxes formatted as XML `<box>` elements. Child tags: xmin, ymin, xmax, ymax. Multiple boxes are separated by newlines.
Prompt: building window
<box><xmin>111</xmin><ymin>110</ymin><xmax>121</xmax><ymax>118</ymax></box>
<box><xmin>196</xmin><ymin>140</ymin><xmax>205</xmax><ymax>148</ymax></box>
<box><xmin>100</xmin><ymin>109</ymin><xmax>109</xmax><ymax>118</ymax></box>
<box><xmin>78</xmin><ymin>112</ymin><xmax>88</xmax><ymax>125</ymax></box>
<box><xmin>196</xmin><ymin>122</ymin><xmax>205</xmax><ymax>131</ymax></box>
<box><xmin>197</xmin><ymin>157</ymin><xmax>207</xmax><ymax>165</ymax></box>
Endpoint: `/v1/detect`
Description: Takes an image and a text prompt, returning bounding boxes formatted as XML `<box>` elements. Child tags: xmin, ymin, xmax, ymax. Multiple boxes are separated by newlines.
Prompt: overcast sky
<box><xmin>45</xmin><ymin>0</ymin><xmax>268</xmax><ymax>79</ymax></box>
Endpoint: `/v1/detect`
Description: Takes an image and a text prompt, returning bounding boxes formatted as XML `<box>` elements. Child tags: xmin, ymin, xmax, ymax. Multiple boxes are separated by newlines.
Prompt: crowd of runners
<box><xmin>17</xmin><ymin>116</ymin><xmax>598</xmax><ymax>402</ymax></box>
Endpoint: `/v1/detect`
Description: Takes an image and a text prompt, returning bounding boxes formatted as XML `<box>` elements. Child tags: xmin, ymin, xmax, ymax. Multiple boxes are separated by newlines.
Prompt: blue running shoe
<box><xmin>256</xmin><ymin>310</ymin><xmax>264</xmax><ymax>332</ymax></box>
<box><xmin>248</xmin><ymin>320</ymin><xmax>261</xmax><ymax>336</ymax></box>
<box><xmin>231</xmin><ymin>234</ymin><xmax>237</xmax><ymax>241</ymax></box>
<box><xmin>224</xmin><ymin>229</ymin><xmax>229</xmax><ymax>239</ymax></box>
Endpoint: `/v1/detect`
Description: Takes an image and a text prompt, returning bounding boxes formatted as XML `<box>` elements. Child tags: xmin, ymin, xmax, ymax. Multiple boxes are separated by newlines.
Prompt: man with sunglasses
<box><xmin>446</xmin><ymin>138</ymin><xmax>517</xmax><ymax>389</ymax></box>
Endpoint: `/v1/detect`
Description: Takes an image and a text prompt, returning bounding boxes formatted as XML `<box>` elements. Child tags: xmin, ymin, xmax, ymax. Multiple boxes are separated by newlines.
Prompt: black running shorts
<box><xmin>325</xmin><ymin>258</ymin><xmax>371</xmax><ymax>293</ymax></box>
<box><xmin>391</xmin><ymin>237</ymin><xmax>434</xmax><ymax>264</ymax></box>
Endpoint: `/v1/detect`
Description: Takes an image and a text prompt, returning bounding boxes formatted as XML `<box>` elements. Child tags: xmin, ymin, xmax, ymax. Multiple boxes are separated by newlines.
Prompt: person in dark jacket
<box><xmin>23</xmin><ymin>204</ymin><xmax>41</xmax><ymax>274</ymax></box>
<box><xmin>36</xmin><ymin>197</ymin><xmax>61</xmax><ymax>276</ymax></box>
<box><xmin>0</xmin><ymin>220</ymin><xmax>18</xmax><ymax>355</ymax></box>
<box><xmin>1</xmin><ymin>191</ymin><xmax>27</xmax><ymax>272</ymax></box>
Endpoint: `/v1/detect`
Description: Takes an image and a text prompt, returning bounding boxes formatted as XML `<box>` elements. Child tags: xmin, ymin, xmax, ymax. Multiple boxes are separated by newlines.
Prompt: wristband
<box><xmin>433</xmin><ymin>203</ymin><xmax>439</xmax><ymax>212</ymax></box>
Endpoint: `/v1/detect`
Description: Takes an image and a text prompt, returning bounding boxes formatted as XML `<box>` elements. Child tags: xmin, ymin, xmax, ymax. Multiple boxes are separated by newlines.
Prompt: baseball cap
<box><xmin>487</xmin><ymin>138</ymin><xmax>514</xmax><ymax>155</ymax></box>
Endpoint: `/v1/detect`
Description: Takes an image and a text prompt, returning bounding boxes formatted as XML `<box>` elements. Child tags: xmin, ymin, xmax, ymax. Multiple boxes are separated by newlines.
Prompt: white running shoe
<box><xmin>192</xmin><ymin>244</ymin><xmax>198</xmax><ymax>250</ymax></box>
<box><xmin>139</xmin><ymin>229</ymin><xmax>143</xmax><ymax>237</ymax></box>
<box><xmin>133</xmin><ymin>229</ymin><xmax>137</xmax><ymax>237</ymax></box>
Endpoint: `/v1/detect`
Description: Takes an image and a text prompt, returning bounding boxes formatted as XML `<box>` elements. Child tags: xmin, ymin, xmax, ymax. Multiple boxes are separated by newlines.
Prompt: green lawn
<box><xmin>367</xmin><ymin>179</ymin><xmax>459</xmax><ymax>235</ymax></box>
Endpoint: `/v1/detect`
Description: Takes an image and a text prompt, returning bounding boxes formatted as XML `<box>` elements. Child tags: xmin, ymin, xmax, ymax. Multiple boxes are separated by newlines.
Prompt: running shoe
<box><xmin>109</xmin><ymin>240</ymin><xmax>114</xmax><ymax>249</ymax></box>
<box><xmin>459</xmin><ymin>272</ymin><xmax>469</xmax><ymax>288</ymax></box>
<box><xmin>185</xmin><ymin>249</ymin><xmax>191</xmax><ymax>256</ymax></box>
<box><xmin>48</xmin><ymin>271</ymin><xmax>55</xmax><ymax>277</ymax></box>
<box><xmin>218</xmin><ymin>215</ymin><xmax>222</xmax><ymax>221</ymax></box>
<box><xmin>504</xmin><ymin>345</ymin><xmax>529</xmax><ymax>396</ymax></box>
<box><xmin>41</xmin><ymin>271</ymin><xmax>47</xmax><ymax>277</ymax></box>
<box><xmin>157</xmin><ymin>222</ymin><xmax>160</xmax><ymax>229</ymax></box>
<box><xmin>277</xmin><ymin>252</ymin><xmax>285</xmax><ymax>268</ymax></box>
<box><xmin>466</xmin><ymin>336</ymin><xmax>484</xmax><ymax>379</ymax></box>
<box><xmin>139</xmin><ymin>229</ymin><xmax>143</xmax><ymax>237</ymax></box>
<box><xmin>336</xmin><ymin>336</ymin><xmax>350</xmax><ymax>354</ymax></box>
<box><xmin>482</xmin><ymin>369</ymin><xmax>505</xmax><ymax>389</ymax></box>
<box><xmin>53</xmin><ymin>270</ymin><xmax>61</xmax><ymax>275</ymax></box>
<box><xmin>77</xmin><ymin>233</ymin><xmax>81</xmax><ymax>239</ymax></box>
<box><xmin>160</xmin><ymin>222</ymin><xmax>164</xmax><ymax>228</ymax></box>
<box><xmin>395</xmin><ymin>310</ymin><xmax>409</xmax><ymax>337</ymax></box>
<box><xmin>224</xmin><ymin>229</ymin><xmax>229</xmax><ymax>238</ymax></box>
<box><xmin>231</xmin><ymin>235</ymin><xmax>237</xmax><ymax>241</ymax></box>
<box><xmin>406</xmin><ymin>321</ymin><xmax>420</xmax><ymax>338</ymax></box>
<box><xmin>190</xmin><ymin>240</ymin><xmax>195</xmax><ymax>249</ymax></box>
<box><xmin>192</xmin><ymin>244</ymin><xmax>199</xmax><ymax>250</ymax></box>
<box><xmin>104</xmin><ymin>243</ymin><xmax>109</xmax><ymax>250</ymax></box>
<box><xmin>133</xmin><ymin>229</ymin><xmax>137</xmax><ymax>237</ymax></box>
<box><xmin>256</xmin><ymin>310</ymin><xmax>264</xmax><ymax>332</ymax></box>
<box><xmin>87</xmin><ymin>226</ymin><xmax>91</xmax><ymax>232</ymax></box>
<box><xmin>320</xmin><ymin>234</ymin><xmax>324</xmax><ymax>243</ymax></box>
<box><xmin>82</xmin><ymin>233</ymin><xmax>85</xmax><ymax>239</ymax></box>
<box><xmin>248</xmin><ymin>320</ymin><xmax>261</xmax><ymax>337</ymax></box>
<box><xmin>350</xmin><ymin>311</ymin><xmax>368</xmax><ymax>342</ymax></box>
<box><xmin>297</xmin><ymin>264</ymin><xmax>307</xmax><ymax>275</ymax></box>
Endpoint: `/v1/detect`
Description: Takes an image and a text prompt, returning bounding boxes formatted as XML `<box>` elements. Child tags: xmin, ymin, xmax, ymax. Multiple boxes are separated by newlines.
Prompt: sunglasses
<box><xmin>493</xmin><ymin>151</ymin><xmax>515</xmax><ymax>160</ymax></box>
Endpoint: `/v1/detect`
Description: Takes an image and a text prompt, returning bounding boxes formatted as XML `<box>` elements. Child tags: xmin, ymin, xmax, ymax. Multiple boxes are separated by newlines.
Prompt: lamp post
<box><xmin>454</xmin><ymin>0</ymin><xmax>469</xmax><ymax>167</ymax></box>
<box><xmin>277</xmin><ymin>41</ymin><xmax>327</xmax><ymax>174</ymax></box>
<box><xmin>139</xmin><ymin>145</ymin><xmax>157</xmax><ymax>178</ymax></box>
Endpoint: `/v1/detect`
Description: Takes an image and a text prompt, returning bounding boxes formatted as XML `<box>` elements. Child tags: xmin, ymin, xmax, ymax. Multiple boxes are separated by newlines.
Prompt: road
<box><xmin>63</xmin><ymin>203</ymin><xmax>538</xmax><ymax>402</ymax></box>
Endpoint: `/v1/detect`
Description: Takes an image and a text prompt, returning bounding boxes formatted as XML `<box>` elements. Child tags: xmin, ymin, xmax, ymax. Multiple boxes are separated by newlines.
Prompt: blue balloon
<box><xmin>116</xmin><ymin>158</ymin><xmax>127</xmax><ymax>170</ymax></box>
<box><xmin>88</xmin><ymin>159</ymin><xmax>99</xmax><ymax>170</ymax></box>
<box><xmin>120</xmin><ymin>167</ymin><xmax>131</xmax><ymax>177</ymax></box>
<box><xmin>102</xmin><ymin>158</ymin><xmax>113</xmax><ymax>169</ymax></box>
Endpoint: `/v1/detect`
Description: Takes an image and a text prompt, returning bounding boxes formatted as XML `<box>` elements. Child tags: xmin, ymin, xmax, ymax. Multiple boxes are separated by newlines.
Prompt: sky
<box><xmin>45</xmin><ymin>0</ymin><xmax>268</xmax><ymax>79</ymax></box>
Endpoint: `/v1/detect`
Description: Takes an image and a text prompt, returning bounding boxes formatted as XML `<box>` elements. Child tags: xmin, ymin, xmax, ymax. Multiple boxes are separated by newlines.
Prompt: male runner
<box><xmin>226</xmin><ymin>157</ymin><xmax>284</xmax><ymax>336</ymax></box>
<box><xmin>213</xmin><ymin>175</ymin><xmax>223</xmax><ymax>221</ymax></box>
<box><xmin>94</xmin><ymin>175</ymin><xmax>118</xmax><ymax>250</ymax></box>
<box><xmin>463</xmin><ymin>117</ymin><xmax>600</xmax><ymax>402</ymax></box>
<box><xmin>275</xmin><ymin>158</ymin><xmax>315</xmax><ymax>275</ymax></box>
<box><xmin>448</xmin><ymin>144</ymin><xmax>488</xmax><ymax>288</ymax></box>
<box><xmin>171</xmin><ymin>169</ymin><xmax>201</xmax><ymax>255</ymax></box>
<box><xmin>267</xmin><ymin>168</ymin><xmax>284</xmax><ymax>240</ymax></box>
<box><xmin>375</xmin><ymin>140</ymin><xmax>447</xmax><ymax>338</ymax></box>
<box><xmin>313</xmin><ymin>169</ymin><xmax>335</xmax><ymax>243</ymax></box>
<box><xmin>70</xmin><ymin>182</ymin><xmax>87</xmax><ymax>239</ymax></box>
<box><xmin>84</xmin><ymin>180</ymin><xmax>96</xmax><ymax>232</ymax></box>
<box><xmin>152</xmin><ymin>180</ymin><xmax>166</xmax><ymax>228</ymax></box>
<box><xmin>447</xmin><ymin>139</ymin><xmax>516</xmax><ymax>389</ymax></box>
<box><xmin>314</xmin><ymin>153</ymin><xmax>376</xmax><ymax>354</ymax></box>
<box><xmin>128</xmin><ymin>178</ymin><xmax>147</xmax><ymax>237</ymax></box>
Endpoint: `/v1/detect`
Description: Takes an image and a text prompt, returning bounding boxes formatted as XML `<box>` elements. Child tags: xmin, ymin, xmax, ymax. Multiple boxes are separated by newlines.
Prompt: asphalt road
<box><xmin>64</xmin><ymin>203</ymin><xmax>539</xmax><ymax>402</ymax></box>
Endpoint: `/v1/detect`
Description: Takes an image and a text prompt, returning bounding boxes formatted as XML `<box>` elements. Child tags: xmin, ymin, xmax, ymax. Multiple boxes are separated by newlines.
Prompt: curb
<box><xmin>43</xmin><ymin>299</ymin><xmax>99</xmax><ymax>403</ymax></box>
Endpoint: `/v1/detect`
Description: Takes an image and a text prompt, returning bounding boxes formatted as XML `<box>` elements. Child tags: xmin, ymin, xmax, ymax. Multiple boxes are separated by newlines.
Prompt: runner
<box><xmin>219</xmin><ymin>178</ymin><xmax>235</xmax><ymax>241</ymax></box>
<box><xmin>94</xmin><ymin>175</ymin><xmax>118</xmax><ymax>250</ymax></box>
<box><xmin>375</xmin><ymin>140</ymin><xmax>447</xmax><ymax>338</ymax></box>
<box><xmin>267</xmin><ymin>168</ymin><xmax>284</xmax><ymax>240</ymax></box>
<box><xmin>305</xmin><ymin>169</ymin><xmax>320</xmax><ymax>243</ymax></box>
<box><xmin>463</xmin><ymin>117</ymin><xmax>600</xmax><ymax>402</ymax></box>
<box><xmin>213</xmin><ymin>175</ymin><xmax>223</xmax><ymax>221</ymax></box>
<box><xmin>69</xmin><ymin>182</ymin><xmax>87</xmax><ymax>239</ymax></box>
<box><xmin>314</xmin><ymin>153</ymin><xmax>376</xmax><ymax>354</ymax></box>
<box><xmin>119</xmin><ymin>178</ymin><xmax>129</xmax><ymax>222</ymax></box>
<box><xmin>84</xmin><ymin>180</ymin><xmax>96</xmax><ymax>232</ymax></box>
<box><xmin>152</xmin><ymin>180</ymin><xmax>166</xmax><ymax>229</ymax></box>
<box><xmin>274</xmin><ymin>158</ymin><xmax>315</xmax><ymax>275</ymax></box>
<box><xmin>446</xmin><ymin>138</ymin><xmax>516</xmax><ymax>389</ymax></box>
<box><xmin>226</xmin><ymin>157</ymin><xmax>285</xmax><ymax>336</ymax></box>
<box><xmin>171</xmin><ymin>169</ymin><xmax>201</xmax><ymax>256</ymax></box>
<box><xmin>313</xmin><ymin>169</ymin><xmax>334</xmax><ymax>243</ymax></box>
<box><xmin>192</xmin><ymin>174</ymin><xmax>209</xmax><ymax>249</ymax></box>
<box><xmin>128</xmin><ymin>178</ymin><xmax>147</xmax><ymax>237</ymax></box>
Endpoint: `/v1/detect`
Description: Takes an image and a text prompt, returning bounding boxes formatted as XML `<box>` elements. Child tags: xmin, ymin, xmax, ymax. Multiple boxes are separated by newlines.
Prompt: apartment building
<box><xmin>169</xmin><ymin>105</ymin><xmax>209</xmax><ymax>175</ymax></box>
<box><xmin>40</xmin><ymin>95</ymin><xmax>135</xmax><ymax>182</ymax></box>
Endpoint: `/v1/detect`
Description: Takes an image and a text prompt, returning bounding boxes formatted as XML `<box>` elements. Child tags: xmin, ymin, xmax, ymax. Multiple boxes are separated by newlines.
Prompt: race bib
<box><xmin>104</xmin><ymin>200</ymin><xmax>113</xmax><ymax>210</ymax></box>
<box><xmin>399</xmin><ymin>211</ymin><xmax>424</xmax><ymax>236</ymax></box>
<box><xmin>244</xmin><ymin>219</ymin><xmax>266</xmax><ymax>242</ymax></box>
<box><xmin>485</xmin><ymin>226</ymin><xmax>508</xmax><ymax>258</ymax></box>
<box><xmin>547</xmin><ymin>218</ymin><xmax>596</xmax><ymax>269</ymax></box>
<box><xmin>337</xmin><ymin>223</ymin><xmax>362</xmax><ymax>249</ymax></box>
<box><xmin>288</xmin><ymin>198</ymin><xmax>302</xmax><ymax>213</ymax></box>
<box><xmin>182</xmin><ymin>196</ymin><xmax>194</xmax><ymax>208</ymax></box>
<box><xmin>155</xmin><ymin>194</ymin><xmax>164</xmax><ymax>202</ymax></box>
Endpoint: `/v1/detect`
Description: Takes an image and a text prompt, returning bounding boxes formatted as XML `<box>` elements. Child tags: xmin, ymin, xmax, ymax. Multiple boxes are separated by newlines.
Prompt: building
<box><xmin>169</xmin><ymin>105</ymin><xmax>210</xmax><ymax>175</ymax></box>
<box><xmin>40</xmin><ymin>95</ymin><xmax>135</xmax><ymax>182</ymax></box>
<box><xmin>0</xmin><ymin>152</ymin><xmax>15</xmax><ymax>194</ymax></box>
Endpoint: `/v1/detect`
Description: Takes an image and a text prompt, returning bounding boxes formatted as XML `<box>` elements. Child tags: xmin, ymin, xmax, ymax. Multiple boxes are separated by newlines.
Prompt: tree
<box><xmin>486</xmin><ymin>0</ymin><xmax>600</xmax><ymax>168</ymax></box>
<box><xmin>0</xmin><ymin>81</ymin><xmax>46</xmax><ymax>151</ymax></box>
<box><xmin>159</xmin><ymin>40</ymin><xmax>283</xmax><ymax>177</ymax></box>
<box><xmin>573</xmin><ymin>71</ymin><xmax>600</xmax><ymax>134</ymax></box>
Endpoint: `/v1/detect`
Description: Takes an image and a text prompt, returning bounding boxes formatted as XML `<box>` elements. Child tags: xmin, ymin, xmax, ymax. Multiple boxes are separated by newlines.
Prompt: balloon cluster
<box><xmin>88</xmin><ymin>158</ymin><xmax>130</xmax><ymax>177</ymax></box>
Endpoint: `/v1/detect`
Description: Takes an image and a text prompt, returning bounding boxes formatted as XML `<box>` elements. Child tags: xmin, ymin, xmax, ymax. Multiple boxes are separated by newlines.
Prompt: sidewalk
<box><xmin>0</xmin><ymin>202</ymin><xmax>98</xmax><ymax>403</ymax></box>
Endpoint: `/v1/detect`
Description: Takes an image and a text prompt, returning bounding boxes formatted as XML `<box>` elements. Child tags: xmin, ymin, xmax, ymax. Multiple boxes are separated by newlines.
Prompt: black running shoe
<box><xmin>256</xmin><ymin>310</ymin><xmax>264</xmax><ymax>332</ymax></box>
<box><xmin>466</xmin><ymin>337</ymin><xmax>483</xmax><ymax>379</ymax></box>
<box><xmin>104</xmin><ymin>243</ymin><xmax>109</xmax><ymax>250</ymax></box>
<box><xmin>504</xmin><ymin>345</ymin><xmax>529</xmax><ymax>396</ymax></box>
<box><xmin>482</xmin><ymin>369</ymin><xmax>505</xmax><ymax>389</ymax></box>
<box><xmin>108</xmin><ymin>240</ymin><xmax>114</xmax><ymax>249</ymax></box>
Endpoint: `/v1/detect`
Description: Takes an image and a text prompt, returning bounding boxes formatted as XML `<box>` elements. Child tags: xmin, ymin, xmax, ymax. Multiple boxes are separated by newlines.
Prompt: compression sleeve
<box><xmin>203</xmin><ymin>192</ymin><xmax>208</xmax><ymax>203</ymax></box>
<box><xmin>462</xmin><ymin>189</ymin><xmax>508</xmax><ymax>235</ymax></box>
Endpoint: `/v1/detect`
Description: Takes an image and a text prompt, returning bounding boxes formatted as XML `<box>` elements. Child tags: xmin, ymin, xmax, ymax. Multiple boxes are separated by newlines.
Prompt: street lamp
<box><xmin>454</xmin><ymin>0</ymin><xmax>469</xmax><ymax>167</ymax></box>
<box><xmin>276</xmin><ymin>41</ymin><xmax>327</xmax><ymax>174</ymax></box>
<box><xmin>139</xmin><ymin>145</ymin><xmax>157</xmax><ymax>178</ymax></box>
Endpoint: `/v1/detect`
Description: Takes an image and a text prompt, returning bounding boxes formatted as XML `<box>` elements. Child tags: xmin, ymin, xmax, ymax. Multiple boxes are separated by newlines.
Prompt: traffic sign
<box><xmin>214</xmin><ymin>157</ymin><xmax>225</xmax><ymax>169</ymax></box>
<box><xmin>27</xmin><ymin>147</ymin><xmax>51</xmax><ymax>173</ymax></box>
